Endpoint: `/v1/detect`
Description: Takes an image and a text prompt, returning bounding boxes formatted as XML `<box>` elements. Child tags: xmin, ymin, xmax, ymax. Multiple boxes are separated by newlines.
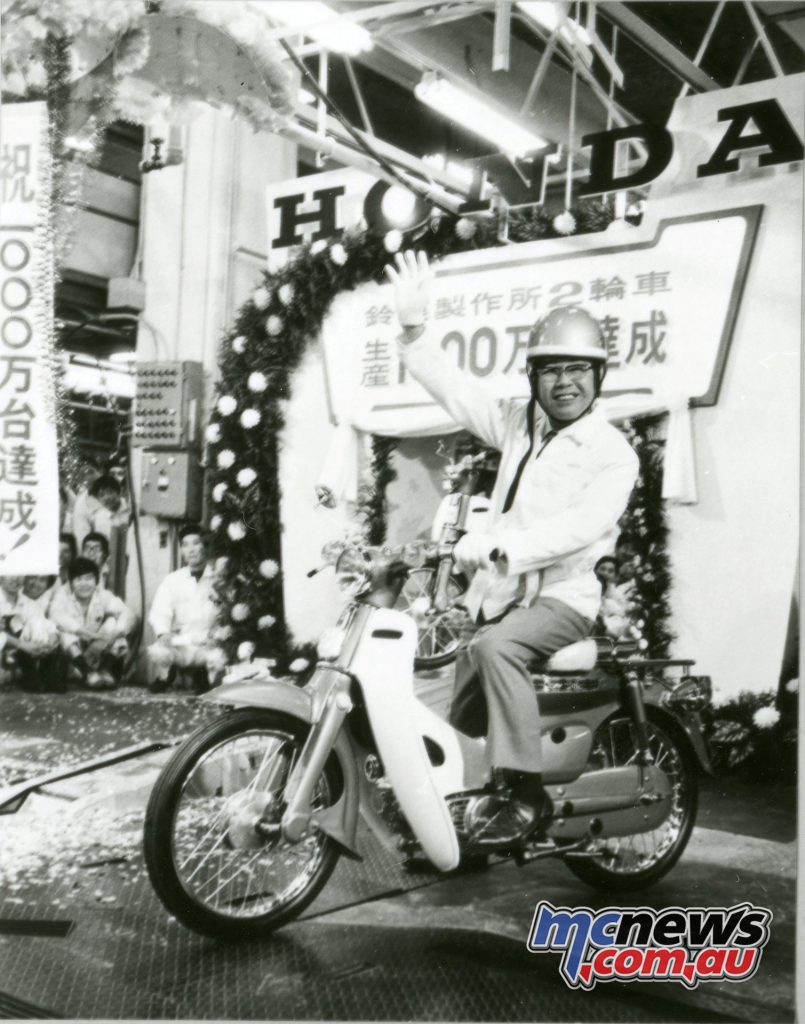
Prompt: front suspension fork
<box><xmin>280</xmin><ymin>672</ymin><xmax>352</xmax><ymax>842</ymax></box>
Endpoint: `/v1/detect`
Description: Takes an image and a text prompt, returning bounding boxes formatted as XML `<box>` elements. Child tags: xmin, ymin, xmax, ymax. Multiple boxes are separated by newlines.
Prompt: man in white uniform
<box><xmin>386</xmin><ymin>251</ymin><xmax>638</xmax><ymax>846</ymax></box>
<box><xmin>147</xmin><ymin>523</ymin><xmax>219</xmax><ymax>693</ymax></box>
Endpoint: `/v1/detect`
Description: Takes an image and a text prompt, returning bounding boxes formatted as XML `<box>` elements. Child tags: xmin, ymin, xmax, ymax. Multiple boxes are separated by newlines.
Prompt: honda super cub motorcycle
<box><xmin>144</xmin><ymin>543</ymin><xmax>712</xmax><ymax>940</ymax></box>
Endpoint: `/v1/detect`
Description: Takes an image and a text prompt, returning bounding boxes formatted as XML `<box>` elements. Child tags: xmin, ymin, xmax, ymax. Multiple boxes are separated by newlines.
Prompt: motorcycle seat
<box><xmin>544</xmin><ymin>638</ymin><xmax>598</xmax><ymax>672</ymax></box>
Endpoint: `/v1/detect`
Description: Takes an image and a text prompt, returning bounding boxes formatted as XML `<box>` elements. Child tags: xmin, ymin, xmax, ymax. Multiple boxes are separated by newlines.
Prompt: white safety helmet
<box><xmin>526</xmin><ymin>306</ymin><xmax>607</xmax><ymax>363</ymax></box>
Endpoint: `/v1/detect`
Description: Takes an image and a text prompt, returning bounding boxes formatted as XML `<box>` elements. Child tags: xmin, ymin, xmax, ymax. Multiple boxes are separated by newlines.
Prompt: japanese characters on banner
<box><xmin>320</xmin><ymin>208</ymin><xmax>760</xmax><ymax>439</ymax></box>
<box><xmin>0</xmin><ymin>103</ymin><xmax>59</xmax><ymax>574</ymax></box>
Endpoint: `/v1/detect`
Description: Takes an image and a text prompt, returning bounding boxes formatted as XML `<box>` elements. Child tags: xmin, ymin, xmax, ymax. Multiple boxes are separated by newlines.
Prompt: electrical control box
<box><xmin>132</xmin><ymin>361</ymin><xmax>204</xmax><ymax>448</ymax></box>
<box><xmin>139</xmin><ymin>450</ymin><xmax>203</xmax><ymax>519</ymax></box>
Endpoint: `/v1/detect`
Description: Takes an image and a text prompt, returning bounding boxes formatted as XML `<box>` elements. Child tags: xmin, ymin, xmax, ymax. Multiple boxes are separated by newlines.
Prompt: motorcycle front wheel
<box><xmin>396</xmin><ymin>566</ymin><xmax>469</xmax><ymax>670</ymax></box>
<box><xmin>144</xmin><ymin>709</ymin><xmax>341</xmax><ymax>938</ymax></box>
<box><xmin>563</xmin><ymin>712</ymin><xmax>698</xmax><ymax>892</ymax></box>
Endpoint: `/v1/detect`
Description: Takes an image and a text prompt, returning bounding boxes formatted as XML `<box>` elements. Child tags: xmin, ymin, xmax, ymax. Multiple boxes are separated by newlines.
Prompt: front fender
<box><xmin>203</xmin><ymin>677</ymin><xmax>313</xmax><ymax>719</ymax></box>
<box><xmin>201</xmin><ymin>673</ymin><xmax>363</xmax><ymax>857</ymax></box>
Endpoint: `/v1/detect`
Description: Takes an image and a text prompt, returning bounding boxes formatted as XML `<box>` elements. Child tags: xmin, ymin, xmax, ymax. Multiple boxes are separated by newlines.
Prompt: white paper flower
<box><xmin>455</xmin><ymin>217</ymin><xmax>477</xmax><ymax>240</ymax></box>
<box><xmin>215</xmin><ymin>556</ymin><xmax>229</xmax><ymax>574</ymax></box>
<box><xmin>231</xmin><ymin>602</ymin><xmax>250</xmax><ymax>622</ymax></box>
<box><xmin>227</xmin><ymin>521</ymin><xmax>246</xmax><ymax>541</ymax></box>
<box><xmin>217</xmin><ymin>395</ymin><xmax>237</xmax><ymax>416</ymax></box>
<box><xmin>232</xmin><ymin>335</ymin><xmax>247</xmax><ymax>354</ymax></box>
<box><xmin>553</xmin><ymin>211</ymin><xmax>577</xmax><ymax>235</ymax></box>
<box><xmin>205</xmin><ymin>423</ymin><xmax>221</xmax><ymax>444</ymax></box>
<box><xmin>311</xmin><ymin>239</ymin><xmax>328</xmax><ymax>255</ymax></box>
<box><xmin>240</xmin><ymin>408</ymin><xmax>261</xmax><ymax>429</ymax></box>
<box><xmin>237</xmin><ymin>641</ymin><xmax>256</xmax><ymax>661</ymax></box>
<box><xmin>259</xmin><ymin>559</ymin><xmax>279</xmax><ymax>579</ymax></box>
<box><xmin>266</xmin><ymin>314</ymin><xmax>283</xmax><ymax>336</ymax></box>
<box><xmin>212</xmin><ymin>482</ymin><xmax>228</xmax><ymax>503</ymax></box>
<box><xmin>383</xmin><ymin>229</ymin><xmax>402</xmax><ymax>253</ymax></box>
<box><xmin>209</xmin><ymin>514</ymin><xmax>222</xmax><ymax>531</ymax></box>
<box><xmin>214</xmin><ymin>624</ymin><xmax>232</xmax><ymax>641</ymax></box>
<box><xmin>637</xmin><ymin>638</ymin><xmax>648</xmax><ymax>650</ymax></box>
<box><xmin>258</xmin><ymin>614</ymin><xmax>276</xmax><ymax>630</ymax></box>
<box><xmin>289</xmin><ymin>658</ymin><xmax>309</xmax><ymax>674</ymax></box>
<box><xmin>237</xmin><ymin>467</ymin><xmax>257</xmax><ymax>488</ymax></box>
<box><xmin>330</xmin><ymin>243</ymin><xmax>347</xmax><ymax>265</ymax></box>
<box><xmin>752</xmin><ymin>706</ymin><xmax>780</xmax><ymax>730</ymax></box>
<box><xmin>217</xmin><ymin>449</ymin><xmax>235</xmax><ymax>469</ymax></box>
<box><xmin>248</xmin><ymin>371</ymin><xmax>268</xmax><ymax>393</ymax></box>
<box><xmin>278</xmin><ymin>283</ymin><xmax>294</xmax><ymax>306</ymax></box>
<box><xmin>252</xmin><ymin>286</ymin><xmax>270</xmax><ymax>310</ymax></box>
<box><xmin>785</xmin><ymin>678</ymin><xmax>798</xmax><ymax>694</ymax></box>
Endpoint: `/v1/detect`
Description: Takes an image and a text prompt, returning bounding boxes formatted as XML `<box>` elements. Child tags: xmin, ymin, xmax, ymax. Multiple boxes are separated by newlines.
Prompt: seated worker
<box><xmin>82</xmin><ymin>531</ymin><xmax>111</xmax><ymax>589</ymax></box>
<box><xmin>73</xmin><ymin>474</ymin><xmax>127</xmax><ymax>548</ymax></box>
<box><xmin>48</xmin><ymin>557</ymin><xmax>138</xmax><ymax>689</ymax></box>
<box><xmin>0</xmin><ymin>575</ymin><xmax>61</xmax><ymax>692</ymax></box>
<box><xmin>23</xmin><ymin>575</ymin><xmax>58</xmax><ymax>614</ymax></box>
<box><xmin>147</xmin><ymin>523</ymin><xmax>219</xmax><ymax>694</ymax></box>
<box><xmin>386</xmin><ymin>250</ymin><xmax>638</xmax><ymax>846</ymax></box>
<box><xmin>59</xmin><ymin>533</ymin><xmax>78</xmax><ymax>584</ymax></box>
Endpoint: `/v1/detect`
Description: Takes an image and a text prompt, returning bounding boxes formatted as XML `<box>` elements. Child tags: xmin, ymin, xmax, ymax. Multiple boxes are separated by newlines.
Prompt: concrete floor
<box><xmin>0</xmin><ymin>686</ymin><xmax>797</xmax><ymax>1022</ymax></box>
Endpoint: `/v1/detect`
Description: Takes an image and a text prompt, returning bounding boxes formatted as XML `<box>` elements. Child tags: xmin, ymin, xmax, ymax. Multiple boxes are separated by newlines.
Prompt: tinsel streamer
<box><xmin>207</xmin><ymin>199</ymin><xmax>635</xmax><ymax>666</ymax></box>
<box><xmin>619</xmin><ymin>417</ymin><xmax>673</xmax><ymax>657</ymax></box>
<box><xmin>365</xmin><ymin>437</ymin><xmax>399</xmax><ymax>546</ymax></box>
<box><xmin>39</xmin><ymin>34</ymin><xmax>83</xmax><ymax>483</ymax></box>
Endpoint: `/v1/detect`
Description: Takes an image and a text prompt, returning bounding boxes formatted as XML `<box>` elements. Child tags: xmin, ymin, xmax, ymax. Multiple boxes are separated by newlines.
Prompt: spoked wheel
<box><xmin>397</xmin><ymin>566</ymin><xmax>470</xmax><ymax>670</ymax></box>
<box><xmin>563</xmin><ymin>712</ymin><xmax>698</xmax><ymax>891</ymax></box>
<box><xmin>144</xmin><ymin>710</ymin><xmax>341</xmax><ymax>938</ymax></box>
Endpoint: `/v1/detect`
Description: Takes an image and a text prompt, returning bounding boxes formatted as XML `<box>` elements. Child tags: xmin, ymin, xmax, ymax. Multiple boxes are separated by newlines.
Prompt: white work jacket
<box><xmin>148</xmin><ymin>565</ymin><xmax>218</xmax><ymax>641</ymax></box>
<box><xmin>400</xmin><ymin>330</ymin><xmax>639</xmax><ymax>622</ymax></box>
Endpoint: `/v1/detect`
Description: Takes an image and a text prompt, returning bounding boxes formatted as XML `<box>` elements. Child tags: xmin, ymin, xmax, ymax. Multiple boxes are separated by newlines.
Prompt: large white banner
<box><xmin>321</xmin><ymin>207</ymin><xmax>760</xmax><ymax>437</ymax></box>
<box><xmin>0</xmin><ymin>102</ymin><xmax>59</xmax><ymax>574</ymax></box>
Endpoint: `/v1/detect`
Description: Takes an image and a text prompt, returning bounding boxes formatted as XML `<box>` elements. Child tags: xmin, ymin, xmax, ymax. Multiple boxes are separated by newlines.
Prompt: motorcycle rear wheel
<box><xmin>562</xmin><ymin>712</ymin><xmax>698</xmax><ymax>891</ymax></box>
<box><xmin>144</xmin><ymin>709</ymin><xmax>341</xmax><ymax>938</ymax></box>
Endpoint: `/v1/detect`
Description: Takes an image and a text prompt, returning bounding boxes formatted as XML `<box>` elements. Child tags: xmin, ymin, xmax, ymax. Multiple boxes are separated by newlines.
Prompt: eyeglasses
<box><xmin>534</xmin><ymin>361</ymin><xmax>594</xmax><ymax>383</ymax></box>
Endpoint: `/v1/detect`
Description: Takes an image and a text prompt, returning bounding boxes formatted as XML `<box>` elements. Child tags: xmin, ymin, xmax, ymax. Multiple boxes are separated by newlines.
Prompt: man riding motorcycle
<box><xmin>385</xmin><ymin>250</ymin><xmax>639</xmax><ymax>847</ymax></box>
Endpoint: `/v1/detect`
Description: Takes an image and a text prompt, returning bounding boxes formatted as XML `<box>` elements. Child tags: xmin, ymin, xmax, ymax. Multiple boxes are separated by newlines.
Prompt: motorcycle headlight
<box><xmin>335</xmin><ymin>547</ymin><xmax>373</xmax><ymax>597</ymax></box>
<box><xmin>664</xmin><ymin>675</ymin><xmax>712</xmax><ymax>713</ymax></box>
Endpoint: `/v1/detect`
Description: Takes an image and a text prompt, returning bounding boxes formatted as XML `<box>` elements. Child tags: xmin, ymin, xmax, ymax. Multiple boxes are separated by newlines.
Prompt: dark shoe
<box><xmin>465</xmin><ymin>794</ymin><xmax>545</xmax><ymax>848</ymax></box>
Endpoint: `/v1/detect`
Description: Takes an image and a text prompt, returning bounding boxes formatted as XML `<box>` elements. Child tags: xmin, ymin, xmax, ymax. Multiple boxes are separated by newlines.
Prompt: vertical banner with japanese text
<box><xmin>0</xmin><ymin>102</ymin><xmax>59</xmax><ymax>574</ymax></box>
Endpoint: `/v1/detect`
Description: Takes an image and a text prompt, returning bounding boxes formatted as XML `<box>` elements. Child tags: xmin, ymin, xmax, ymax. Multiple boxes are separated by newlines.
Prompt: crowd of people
<box><xmin>1</xmin><ymin>456</ymin><xmax>222</xmax><ymax>695</ymax></box>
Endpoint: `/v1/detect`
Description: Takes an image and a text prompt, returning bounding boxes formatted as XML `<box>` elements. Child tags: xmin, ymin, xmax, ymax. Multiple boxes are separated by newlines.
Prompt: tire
<box><xmin>396</xmin><ymin>566</ymin><xmax>468</xmax><ymax>670</ymax></box>
<box><xmin>563</xmin><ymin>711</ymin><xmax>698</xmax><ymax>892</ymax></box>
<box><xmin>144</xmin><ymin>709</ymin><xmax>342</xmax><ymax>939</ymax></box>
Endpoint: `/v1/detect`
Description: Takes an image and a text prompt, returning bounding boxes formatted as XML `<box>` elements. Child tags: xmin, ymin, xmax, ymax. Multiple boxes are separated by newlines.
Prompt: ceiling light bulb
<box><xmin>381</xmin><ymin>187</ymin><xmax>417</xmax><ymax>227</ymax></box>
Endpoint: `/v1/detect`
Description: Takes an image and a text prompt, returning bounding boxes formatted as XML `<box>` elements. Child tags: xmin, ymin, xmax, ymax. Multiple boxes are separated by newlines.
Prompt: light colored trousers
<box><xmin>449</xmin><ymin>597</ymin><xmax>593</xmax><ymax>774</ymax></box>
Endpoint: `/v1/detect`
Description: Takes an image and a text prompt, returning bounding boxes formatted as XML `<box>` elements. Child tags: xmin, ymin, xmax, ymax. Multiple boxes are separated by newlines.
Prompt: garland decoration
<box><xmin>204</xmin><ymin>198</ymin><xmax>631</xmax><ymax>666</ymax></box>
<box><xmin>705</xmin><ymin>685</ymin><xmax>797</xmax><ymax>779</ymax></box>
<box><xmin>363</xmin><ymin>437</ymin><xmax>399</xmax><ymax>546</ymax></box>
<box><xmin>617</xmin><ymin>417</ymin><xmax>673</xmax><ymax>657</ymax></box>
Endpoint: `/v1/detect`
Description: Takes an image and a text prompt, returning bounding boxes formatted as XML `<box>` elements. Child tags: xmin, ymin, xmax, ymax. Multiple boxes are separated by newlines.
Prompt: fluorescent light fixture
<box><xmin>264</xmin><ymin>1</ymin><xmax>372</xmax><ymax>55</ymax></box>
<box><xmin>516</xmin><ymin>1</ymin><xmax>593</xmax><ymax>47</ymax></box>
<box><xmin>415</xmin><ymin>75</ymin><xmax>547</xmax><ymax>158</ymax></box>
<box><xmin>108</xmin><ymin>350</ymin><xmax>138</xmax><ymax>364</ymax></box>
